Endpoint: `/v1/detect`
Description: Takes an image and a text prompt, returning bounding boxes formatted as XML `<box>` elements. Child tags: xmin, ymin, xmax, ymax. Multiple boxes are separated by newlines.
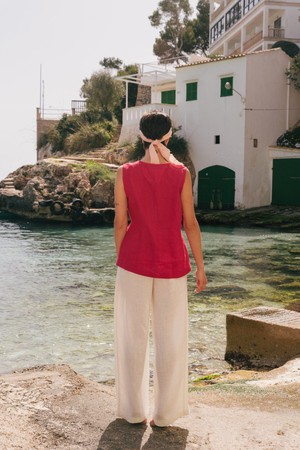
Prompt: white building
<box><xmin>175</xmin><ymin>48</ymin><xmax>300</xmax><ymax>208</ymax></box>
<box><xmin>118</xmin><ymin>48</ymin><xmax>300</xmax><ymax>209</ymax></box>
<box><xmin>209</xmin><ymin>0</ymin><xmax>300</xmax><ymax>56</ymax></box>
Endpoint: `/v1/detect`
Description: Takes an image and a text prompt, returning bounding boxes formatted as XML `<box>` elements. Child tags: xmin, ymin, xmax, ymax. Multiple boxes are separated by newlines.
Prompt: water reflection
<box><xmin>0</xmin><ymin>214</ymin><xmax>299</xmax><ymax>381</ymax></box>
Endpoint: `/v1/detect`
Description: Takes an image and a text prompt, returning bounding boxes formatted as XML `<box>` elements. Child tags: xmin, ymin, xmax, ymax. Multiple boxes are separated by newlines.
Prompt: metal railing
<box><xmin>36</xmin><ymin>107</ymin><xmax>70</xmax><ymax>120</ymax></box>
<box><xmin>37</xmin><ymin>100</ymin><xmax>87</xmax><ymax>121</ymax></box>
<box><xmin>268</xmin><ymin>28</ymin><xmax>285</xmax><ymax>39</ymax></box>
<box><xmin>71</xmin><ymin>100</ymin><xmax>87</xmax><ymax>115</ymax></box>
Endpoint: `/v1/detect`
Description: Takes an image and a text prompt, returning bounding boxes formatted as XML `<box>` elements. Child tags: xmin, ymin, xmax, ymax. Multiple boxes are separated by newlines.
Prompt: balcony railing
<box><xmin>119</xmin><ymin>103</ymin><xmax>178</xmax><ymax>145</ymax></box>
<box><xmin>71</xmin><ymin>100</ymin><xmax>87</xmax><ymax>115</ymax></box>
<box><xmin>268</xmin><ymin>28</ymin><xmax>285</xmax><ymax>39</ymax></box>
<box><xmin>122</xmin><ymin>103</ymin><xmax>177</xmax><ymax>127</ymax></box>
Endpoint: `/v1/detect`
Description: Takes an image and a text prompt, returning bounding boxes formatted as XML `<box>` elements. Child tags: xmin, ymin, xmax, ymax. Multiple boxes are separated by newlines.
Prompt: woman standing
<box><xmin>114</xmin><ymin>110</ymin><xmax>207</xmax><ymax>427</ymax></box>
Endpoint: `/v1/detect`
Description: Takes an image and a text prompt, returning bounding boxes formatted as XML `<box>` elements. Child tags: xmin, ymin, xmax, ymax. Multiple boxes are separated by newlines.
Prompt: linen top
<box><xmin>116</xmin><ymin>161</ymin><xmax>191</xmax><ymax>278</ymax></box>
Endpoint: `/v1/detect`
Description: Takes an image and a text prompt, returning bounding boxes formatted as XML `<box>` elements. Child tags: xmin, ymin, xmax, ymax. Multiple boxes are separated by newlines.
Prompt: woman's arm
<box><xmin>114</xmin><ymin>167</ymin><xmax>128</xmax><ymax>258</ymax></box>
<box><xmin>181</xmin><ymin>169</ymin><xmax>207</xmax><ymax>293</ymax></box>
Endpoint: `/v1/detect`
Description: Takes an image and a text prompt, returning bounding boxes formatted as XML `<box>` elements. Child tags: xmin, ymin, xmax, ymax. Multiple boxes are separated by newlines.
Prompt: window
<box><xmin>243</xmin><ymin>0</ymin><xmax>260</xmax><ymax>15</ymax></box>
<box><xmin>253</xmin><ymin>138</ymin><xmax>258</xmax><ymax>148</ymax></box>
<box><xmin>225</xmin><ymin>1</ymin><xmax>242</xmax><ymax>31</ymax></box>
<box><xmin>274</xmin><ymin>17</ymin><xmax>281</xmax><ymax>29</ymax></box>
<box><xmin>186</xmin><ymin>82</ymin><xmax>198</xmax><ymax>101</ymax></box>
<box><xmin>161</xmin><ymin>90</ymin><xmax>176</xmax><ymax>105</ymax></box>
<box><xmin>210</xmin><ymin>17</ymin><xmax>225</xmax><ymax>43</ymax></box>
<box><xmin>220</xmin><ymin>76</ymin><xmax>233</xmax><ymax>97</ymax></box>
<box><xmin>215</xmin><ymin>135</ymin><xmax>220</xmax><ymax>144</ymax></box>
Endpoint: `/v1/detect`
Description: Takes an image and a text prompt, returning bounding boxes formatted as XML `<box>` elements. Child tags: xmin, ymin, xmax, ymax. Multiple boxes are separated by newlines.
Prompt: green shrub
<box><xmin>39</xmin><ymin>111</ymin><xmax>117</xmax><ymax>154</ymax></box>
<box><xmin>286</xmin><ymin>54</ymin><xmax>300</xmax><ymax>91</ymax></box>
<box><xmin>277</xmin><ymin>126</ymin><xmax>300</xmax><ymax>148</ymax></box>
<box><xmin>82</xmin><ymin>160</ymin><xmax>115</xmax><ymax>185</ymax></box>
<box><xmin>42</xmin><ymin>114</ymin><xmax>82</xmax><ymax>152</ymax></box>
<box><xmin>127</xmin><ymin>130</ymin><xmax>189</xmax><ymax>161</ymax></box>
<box><xmin>37</xmin><ymin>132</ymin><xmax>49</xmax><ymax>149</ymax></box>
<box><xmin>65</xmin><ymin>122</ymin><xmax>115</xmax><ymax>154</ymax></box>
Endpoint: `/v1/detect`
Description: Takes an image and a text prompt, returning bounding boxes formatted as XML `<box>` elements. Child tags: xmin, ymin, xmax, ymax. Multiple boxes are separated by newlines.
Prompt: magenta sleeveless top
<box><xmin>116</xmin><ymin>161</ymin><xmax>191</xmax><ymax>278</ymax></box>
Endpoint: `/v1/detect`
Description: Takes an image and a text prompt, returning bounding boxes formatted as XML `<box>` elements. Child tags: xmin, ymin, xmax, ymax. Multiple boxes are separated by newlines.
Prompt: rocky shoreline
<box><xmin>1</xmin><ymin>159</ymin><xmax>300</xmax><ymax>230</ymax></box>
<box><xmin>0</xmin><ymin>156</ymin><xmax>117</xmax><ymax>225</ymax></box>
<box><xmin>196</xmin><ymin>205</ymin><xmax>300</xmax><ymax>231</ymax></box>
<box><xmin>1</xmin><ymin>360</ymin><xmax>299</xmax><ymax>449</ymax></box>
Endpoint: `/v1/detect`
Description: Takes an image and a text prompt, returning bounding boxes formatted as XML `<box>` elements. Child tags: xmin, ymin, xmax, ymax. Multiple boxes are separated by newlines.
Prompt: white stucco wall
<box><xmin>118</xmin><ymin>48</ymin><xmax>300</xmax><ymax>209</ymax></box>
<box><xmin>150</xmin><ymin>81</ymin><xmax>176</xmax><ymax>104</ymax></box>
<box><xmin>175</xmin><ymin>56</ymin><xmax>247</xmax><ymax>207</ymax></box>
<box><xmin>281</xmin><ymin>1</ymin><xmax>300</xmax><ymax>40</ymax></box>
<box><xmin>243</xmin><ymin>49</ymin><xmax>300</xmax><ymax>208</ymax></box>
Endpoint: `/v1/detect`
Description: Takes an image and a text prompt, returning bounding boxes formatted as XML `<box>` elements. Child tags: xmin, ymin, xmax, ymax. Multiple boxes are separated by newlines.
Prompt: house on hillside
<box><xmin>209</xmin><ymin>0</ymin><xmax>300</xmax><ymax>56</ymax></box>
<box><xmin>118</xmin><ymin>48</ymin><xmax>300</xmax><ymax>209</ymax></box>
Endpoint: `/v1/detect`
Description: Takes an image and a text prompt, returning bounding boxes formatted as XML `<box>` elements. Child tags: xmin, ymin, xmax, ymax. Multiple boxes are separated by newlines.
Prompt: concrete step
<box><xmin>2</xmin><ymin>179</ymin><xmax>14</xmax><ymax>188</ymax></box>
<box><xmin>225</xmin><ymin>306</ymin><xmax>300</xmax><ymax>369</ymax></box>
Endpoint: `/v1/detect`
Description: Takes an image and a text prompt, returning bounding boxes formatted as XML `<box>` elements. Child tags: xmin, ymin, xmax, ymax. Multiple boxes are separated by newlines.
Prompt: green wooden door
<box><xmin>198</xmin><ymin>165</ymin><xmax>235</xmax><ymax>210</ymax></box>
<box><xmin>272</xmin><ymin>159</ymin><xmax>300</xmax><ymax>206</ymax></box>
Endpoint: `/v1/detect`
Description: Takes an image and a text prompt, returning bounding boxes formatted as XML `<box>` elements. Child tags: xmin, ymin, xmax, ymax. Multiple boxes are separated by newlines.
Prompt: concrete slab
<box><xmin>225</xmin><ymin>306</ymin><xmax>300</xmax><ymax>368</ymax></box>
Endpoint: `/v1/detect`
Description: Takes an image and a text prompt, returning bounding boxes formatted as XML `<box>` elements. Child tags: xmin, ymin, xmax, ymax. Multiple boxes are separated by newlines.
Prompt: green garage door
<box><xmin>198</xmin><ymin>165</ymin><xmax>235</xmax><ymax>210</ymax></box>
<box><xmin>272</xmin><ymin>159</ymin><xmax>300</xmax><ymax>206</ymax></box>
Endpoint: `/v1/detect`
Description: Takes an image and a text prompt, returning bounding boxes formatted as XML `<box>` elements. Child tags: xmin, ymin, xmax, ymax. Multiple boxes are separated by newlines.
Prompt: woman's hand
<box><xmin>194</xmin><ymin>267</ymin><xmax>207</xmax><ymax>293</ymax></box>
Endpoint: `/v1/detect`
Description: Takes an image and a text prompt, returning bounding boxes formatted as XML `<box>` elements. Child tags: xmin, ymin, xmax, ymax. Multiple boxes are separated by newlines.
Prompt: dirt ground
<box><xmin>0</xmin><ymin>360</ymin><xmax>299</xmax><ymax>450</ymax></box>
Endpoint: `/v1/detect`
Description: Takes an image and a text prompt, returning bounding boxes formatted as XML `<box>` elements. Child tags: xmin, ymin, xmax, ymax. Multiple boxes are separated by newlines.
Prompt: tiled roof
<box><xmin>176</xmin><ymin>48</ymin><xmax>282</xmax><ymax>69</ymax></box>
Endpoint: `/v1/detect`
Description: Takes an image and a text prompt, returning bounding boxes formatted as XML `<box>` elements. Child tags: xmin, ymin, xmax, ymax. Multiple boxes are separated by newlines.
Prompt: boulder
<box><xmin>225</xmin><ymin>306</ymin><xmax>300</xmax><ymax>368</ymax></box>
<box><xmin>0</xmin><ymin>159</ymin><xmax>115</xmax><ymax>223</ymax></box>
<box><xmin>90</xmin><ymin>179</ymin><xmax>114</xmax><ymax>208</ymax></box>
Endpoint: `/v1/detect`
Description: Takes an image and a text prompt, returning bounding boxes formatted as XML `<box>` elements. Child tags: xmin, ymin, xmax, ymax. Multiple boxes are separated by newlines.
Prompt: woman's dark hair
<box><xmin>139</xmin><ymin>110</ymin><xmax>172</xmax><ymax>149</ymax></box>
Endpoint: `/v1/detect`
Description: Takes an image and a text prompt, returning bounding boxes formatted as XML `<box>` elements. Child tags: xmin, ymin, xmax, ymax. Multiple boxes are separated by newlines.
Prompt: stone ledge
<box><xmin>225</xmin><ymin>306</ymin><xmax>300</xmax><ymax>369</ymax></box>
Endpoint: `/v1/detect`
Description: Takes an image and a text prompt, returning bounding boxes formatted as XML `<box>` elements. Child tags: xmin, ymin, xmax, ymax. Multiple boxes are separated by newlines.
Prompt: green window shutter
<box><xmin>186</xmin><ymin>82</ymin><xmax>198</xmax><ymax>101</ymax></box>
<box><xmin>161</xmin><ymin>90</ymin><xmax>176</xmax><ymax>104</ymax></box>
<box><xmin>221</xmin><ymin>77</ymin><xmax>233</xmax><ymax>97</ymax></box>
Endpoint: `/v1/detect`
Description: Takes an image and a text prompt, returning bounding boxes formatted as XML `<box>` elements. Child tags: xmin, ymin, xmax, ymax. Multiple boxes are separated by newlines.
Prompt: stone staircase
<box><xmin>1</xmin><ymin>177</ymin><xmax>15</xmax><ymax>189</ymax></box>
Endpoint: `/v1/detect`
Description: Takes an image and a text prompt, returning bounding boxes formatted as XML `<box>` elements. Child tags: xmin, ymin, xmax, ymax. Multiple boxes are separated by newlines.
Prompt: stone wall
<box><xmin>36</xmin><ymin>108</ymin><xmax>59</xmax><ymax>161</ymax></box>
<box><xmin>135</xmin><ymin>84</ymin><xmax>151</xmax><ymax>106</ymax></box>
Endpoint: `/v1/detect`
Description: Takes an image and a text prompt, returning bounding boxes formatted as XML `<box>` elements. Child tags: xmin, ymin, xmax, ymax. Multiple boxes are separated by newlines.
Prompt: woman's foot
<box><xmin>134</xmin><ymin>418</ymin><xmax>147</xmax><ymax>425</ymax></box>
<box><xmin>150</xmin><ymin>419</ymin><xmax>166</xmax><ymax>427</ymax></box>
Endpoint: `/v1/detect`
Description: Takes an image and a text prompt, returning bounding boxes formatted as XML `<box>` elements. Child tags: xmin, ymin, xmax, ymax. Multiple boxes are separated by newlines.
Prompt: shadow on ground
<box><xmin>97</xmin><ymin>418</ymin><xmax>189</xmax><ymax>450</ymax></box>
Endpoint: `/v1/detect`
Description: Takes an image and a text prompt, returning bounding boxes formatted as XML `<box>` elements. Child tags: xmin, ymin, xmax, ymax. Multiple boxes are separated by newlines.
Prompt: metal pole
<box><xmin>42</xmin><ymin>80</ymin><xmax>45</xmax><ymax>119</ymax></box>
<box><xmin>39</xmin><ymin>64</ymin><xmax>42</xmax><ymax>112</ymax></box>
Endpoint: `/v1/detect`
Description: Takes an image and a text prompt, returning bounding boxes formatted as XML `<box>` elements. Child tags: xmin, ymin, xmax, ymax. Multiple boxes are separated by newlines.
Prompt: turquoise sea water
<box><xmin>0</xmin><ymin>212</ymin><xmax>299</xmax><ymax>382</ymax></box>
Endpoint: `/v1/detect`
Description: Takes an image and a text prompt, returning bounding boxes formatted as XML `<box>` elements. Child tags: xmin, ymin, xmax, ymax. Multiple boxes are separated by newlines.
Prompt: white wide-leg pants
<box><xmin>114</xmin><ymin>267</ymin><xmax>189</xmax><ymax>427</ymax></box>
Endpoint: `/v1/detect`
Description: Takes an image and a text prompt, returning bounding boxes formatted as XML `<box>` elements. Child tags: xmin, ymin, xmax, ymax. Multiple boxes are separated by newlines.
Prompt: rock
<box><xmin>90</xmin><ymin>179</ymin><xmax>114</xmax><ymax>208</ymax></box>
<box><xmin>0</xmin><ymin>362</ymin><xmax>299</xmax><ymax>449</ymax></box>
<box><xmin>0</xmin><ymin>158</ymin><xmax>115</xmax><ymax>224</ymax></box>
<box><xmin>225</xmin><ymin>306</ymin><xmax>300</xmax><ymax>369</ymax></box>
<box><xmin>196</xmin><ymin>206</ymin><xmax>300</xmax><ymax>231</ymax></box>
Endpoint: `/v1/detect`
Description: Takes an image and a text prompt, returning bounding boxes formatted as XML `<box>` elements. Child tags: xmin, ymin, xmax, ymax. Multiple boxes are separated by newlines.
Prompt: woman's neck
<box><xmin>141</xmin><ymin>149</ymin><xmax>169</xmax><ymax>164</ymax></box>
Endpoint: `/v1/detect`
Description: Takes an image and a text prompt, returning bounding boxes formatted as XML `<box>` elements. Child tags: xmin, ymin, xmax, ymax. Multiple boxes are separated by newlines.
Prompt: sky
<box><xmin>0</xmin><ymin>0</ymin><xmax>198</xmax><ymax>180</ymax></box>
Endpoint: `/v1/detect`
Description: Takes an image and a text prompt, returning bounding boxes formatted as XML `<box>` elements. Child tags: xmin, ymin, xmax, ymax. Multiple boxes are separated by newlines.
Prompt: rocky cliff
<box><xmin>0</xmin><ymin>155</ymin><xmax>116</xmax><ymax>224</ymax></box>
<box><xmin>0</xmin><ymin>144</ymin><xmax>196</xmax><ymax>225</ymax></box>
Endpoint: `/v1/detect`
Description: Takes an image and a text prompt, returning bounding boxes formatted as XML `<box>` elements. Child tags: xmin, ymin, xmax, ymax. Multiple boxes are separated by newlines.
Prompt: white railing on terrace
<box><xmin>37</xmin><ymin>100</ymin><xmax>87</xmax><ymax>121</ymax></box>
<box><xmin>37</xmin><ymin>107</ymin><xmax>71</xmax><ymax>121</ymax></box>
<box><xmin>122</xmin><ymin>103</ymin><xmax>178</xmax><ymax>126</ymax></box>
<box><xmin>71</xmin><ymin>100</ymin><xmax>87</xmax><ymax>114</ymax></box>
